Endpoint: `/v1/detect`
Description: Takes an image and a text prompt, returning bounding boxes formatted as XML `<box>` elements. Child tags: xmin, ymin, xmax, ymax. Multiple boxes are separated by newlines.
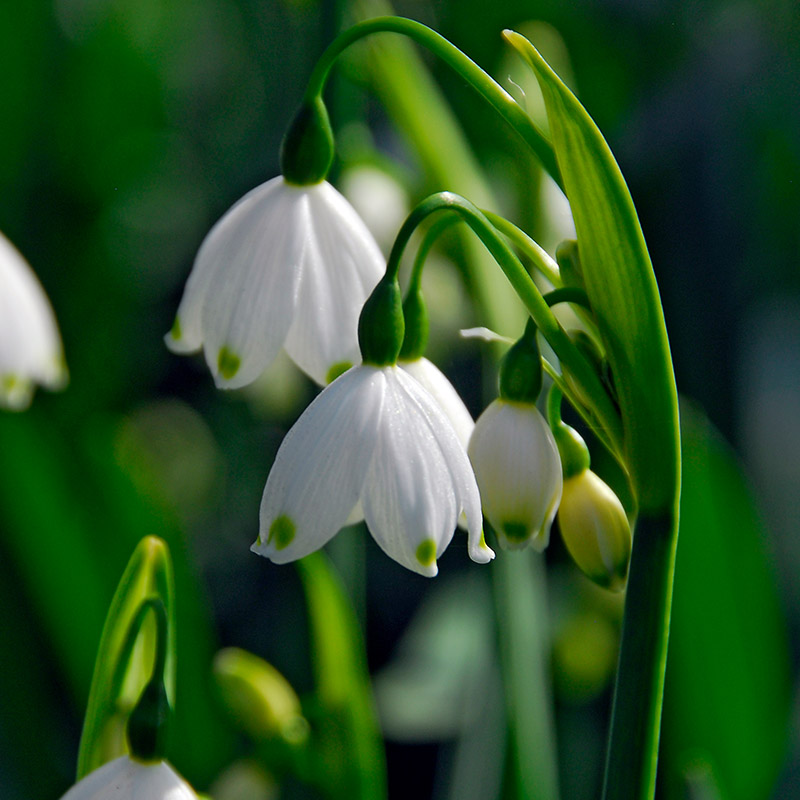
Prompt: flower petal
<box><xmin>399</xmin><ymin>357</ymin><xmax>474</xmax><ymax>449</ymax></box>
<box><xmin>58</xmin><ymin>755</ymin><xmax>197</xmax><ymax>800</ymax></box>
<box><xmin>254</xmin><ymin>366</ymin><xmax>385</xmax><ymax>564</ymax></box>
<box><xmin>283</xmin><ymin>181</ymin><xmax>384</xmax><ymax>385</ymax></box>
<box><xmin>361</xmin><ymin>368</ymin><xmax>490</xmax><ymax>577</ymax></box>
<box><xmin>167</xmin><ymin>177</ymin><xmax>303</xmax><ymax>388</ymax></box>
<box><xmin>0</xmin><ymin>232</ymin><xmax>66</xmax><ymax>409</ymax></box>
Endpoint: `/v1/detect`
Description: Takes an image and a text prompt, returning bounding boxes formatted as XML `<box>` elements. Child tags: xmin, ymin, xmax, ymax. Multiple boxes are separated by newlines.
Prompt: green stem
<box><xmin>304</xmin><ymin>16</ymin><xmax>562</xmax><ymax>188</ymax></box>
<box><xmin>491</xmin><ymin>550</ymin><xmax>559</xmax><ymax>800</ymax></box>
<box><xmin>543</xmin><ymin>287</ymin><xmax>590</xmax><ymax>311</ymax></box>
<box><xmin>386</xmin><ymin>192</ymin><xmax>624</xmax><ymax>458</ymax></box>
<box><xmin>407</xmin><ymin>213</ymin><xmax>462</xmax><ymax>294</ymax></box>
<box><xmin>602</xmin><ymin>510</ymin><xmax>679</xmax><ymax>800</ymax></box>
<box><xmin>481</xmin><ymin>211</ymin><xmax>562</xmax><ymax>286</ymax></box>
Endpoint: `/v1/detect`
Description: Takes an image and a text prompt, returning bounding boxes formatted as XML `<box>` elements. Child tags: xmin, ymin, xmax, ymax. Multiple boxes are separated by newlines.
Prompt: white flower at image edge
<box><xmin>468</xmin><ymin>399</ymin><xmax>563</xmax><ymax>551</ymax></box>
<box><xmin>253</xmin><ymin>365</ymin><xmax>494</xmax><ymax>577</ymax></box>
<box><xmin>165</xmin><ymin>176</ymin><xmax>385</xmax><ymax>388</ymax></box>
<box><xmin>0</xmin><ymin>231</ymin><xmax>66</xmax><ymax>409</ymax></box>
<box><xmin>58</xmin><ymin>755</ymin><xmax>197</xmax><ymax>800</ymax></box>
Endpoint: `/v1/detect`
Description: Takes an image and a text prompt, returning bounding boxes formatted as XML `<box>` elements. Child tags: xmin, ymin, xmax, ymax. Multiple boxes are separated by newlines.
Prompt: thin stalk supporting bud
<box><xmin>126</xmin><ymin>598</ymin><xmax>171</xmax><ymax>763</ymax></box>
<box><xmin>301</xmin><ymin>16</ymin><xmax>562</xmax><ymax>189</ymax></box>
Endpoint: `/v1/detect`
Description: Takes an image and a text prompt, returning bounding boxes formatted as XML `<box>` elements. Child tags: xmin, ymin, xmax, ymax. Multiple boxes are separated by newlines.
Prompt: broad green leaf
<box><xmin>77</xmin><ymin>535</ymin><xmax>176</xmax><ymax>779</ymax></box>
<box><xmin>662</xmin><ymin>403</ymin><xmax>790</xmax><ymax>800</ymax></box>
<box><xmin>504</xmin><ymin>31</ymin><xmax>679</xmax><ymax>513</ymax></box>
<box><xmin>296</xmin><ymin>552</ymin><xmax>386</xmax><ymax>800</ymax></box>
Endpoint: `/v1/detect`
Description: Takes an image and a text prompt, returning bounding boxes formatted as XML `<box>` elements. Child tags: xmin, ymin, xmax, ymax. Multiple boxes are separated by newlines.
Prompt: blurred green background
<box><xmin>0</xmin><ymin>1</ymin><xmax>797</xmax><ymax>798</ymax></box>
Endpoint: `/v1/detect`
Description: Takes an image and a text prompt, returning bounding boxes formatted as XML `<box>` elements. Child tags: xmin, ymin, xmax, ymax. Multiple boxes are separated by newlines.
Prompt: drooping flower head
<box><xmin>0</xmin><ymin>231</ymin><xmax>67</xmax><ymax>409</ymax></box>
<box><xmin>165</xmin><ymin>176</ymin><xmax>384</xmax><ymax>388</ymax></box>
<box><xmin>253</xmin><ymin>275</ymin><xmax>494</xmax><ymax>576</ymax></box>
<box><xmin>468</xmin><ymin>319</ymin><xmax>563</xmax><ymax>550</ymax></box>
<box><xmin>166</xmin><ymin>99</ymin><xmax>384</xmax><ymax>388</ymax></box>
<box><xmin>58</xmin><ymin>755</ymin><xmax>197</xmax><ymax>800</ymax></box>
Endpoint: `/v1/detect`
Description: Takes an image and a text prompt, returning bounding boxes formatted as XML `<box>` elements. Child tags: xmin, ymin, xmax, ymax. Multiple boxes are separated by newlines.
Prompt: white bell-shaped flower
<box><xmin>0</xmin><ymin>231</ymin><xmax>67</xmax><ymax>409</ymax></box>
<box><xmin>398</xmin><ymin>356</ymin><xmax>474</xmax><ymax>449</ymax></box>
<box><xmin>58</xmin><ymin>755</ymin><xmax>197</xmax><ymax>800</ymax></box>
<box><xmin>253</xmin><ymin>364</ymin><xmax>494</xmax><ymax>577</ymax></box>
<box><xmin>468</xmin><ymin>399</ymin><xmax>562</xmax><ymax>551</ymax></box>
<box><xmin>166</xmin><ymin>176</ymin><xmax>384</xmax><ymax>388</ymax></box>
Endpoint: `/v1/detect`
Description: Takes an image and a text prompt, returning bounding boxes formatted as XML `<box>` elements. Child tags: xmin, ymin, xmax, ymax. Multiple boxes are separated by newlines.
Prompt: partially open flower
<box><xmin>253</xmin><ymin>364</ymin><xmax>494</xmax><ymax>577</ymax></box>
<box><xmin>165</xmin><ymin>176</ymin><xmax>384</xmax><ymax>388</ymax></box>
<box><xmin>468</xmin><ymin>399</ymin><xmax>562</xmax><ymax>551</ymax></box>
<box><xmin>58</xmin><ymin>755</ymin><xmax>197</xmax><ymax>800</ymax></box>
<box><xmin>0</xmin><ymin>232</ymin><xmax>66</xmax><ymax>409</ymax></box>
<box><xmin>557</xmin><ymin>468</ymin><xmax>631</xmax><ymax>592</ymax></box>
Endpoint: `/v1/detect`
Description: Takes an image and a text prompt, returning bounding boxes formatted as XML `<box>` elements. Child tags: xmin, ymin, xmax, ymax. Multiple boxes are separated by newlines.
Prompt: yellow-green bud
<box><xmin>558</xmin><ymin>469</ymin><xmax>631</xmax><ymax>592</ymax></box>
<box><xmin>213</xmin><ymin>648</ymin><xmax>309</xmax><ymax>745</ymax></box>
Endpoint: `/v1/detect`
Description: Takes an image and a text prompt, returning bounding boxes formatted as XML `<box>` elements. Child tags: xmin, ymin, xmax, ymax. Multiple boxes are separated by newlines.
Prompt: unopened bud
<box><xmin>213</xmin><ymin>648</ymin><xmax>309</xmax><ymax>745</ymax></box>
<box><xmin>557</xmin><ymin>469</ymin><xmax>631</xmax><ymax>591</ymax></box>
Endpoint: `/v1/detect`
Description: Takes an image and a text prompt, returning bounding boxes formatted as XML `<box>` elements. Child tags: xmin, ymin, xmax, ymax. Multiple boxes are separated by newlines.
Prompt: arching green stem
<box><xmin>543</xmin><ymin>286</ymin><xmax>591</xmax><ymax>311</ymax></box>
<box><xmin>481</xmin><ymin>211</ymin><xmax>562</xmax><ymax>286</ymax></box>
<box><xmin>386</xmin><ymin>192</ymin><xmax>623</xmax><ymax>458</ymax></box>
<box><xmin>303</xmin><ymin>17</ymin><xmax>562</xmax><ymax>189</ymax></box>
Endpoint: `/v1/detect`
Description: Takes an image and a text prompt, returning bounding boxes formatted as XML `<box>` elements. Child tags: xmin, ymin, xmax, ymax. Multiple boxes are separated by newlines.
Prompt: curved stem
<box><xmin>387</xmin><ymin>192</ymin><xmax>623</xmax><ymax>457</ymax></box>
<box><xmin>407</xmin><ymin>213</ymin><xmax>462</xmax><ymax>295</ymax></box>
<box><xmin>304</xmin><ymin>16</ymin><xmax>562</xmax><ymax>188</ymax></box>
<box><xmin>481</xmin><ymin>211</ymin><xmax>562</xmax><ymax>286</ymax></box>
<box><xmin>543</xmin><ymin>287</ymin><xmax>590</xmax><ymax>311</ymax></box>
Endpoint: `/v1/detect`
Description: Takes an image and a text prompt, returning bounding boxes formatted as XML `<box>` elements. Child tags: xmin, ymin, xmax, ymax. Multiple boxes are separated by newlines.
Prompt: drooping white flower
<box><xmin>399</xmin><ymin>356</ymin><xmax>474</xmax><ymax>449</ymax></box>
<box><xmin>166</xmin><ymin>176</ymin><xmax>384</xmax><ymax>388</ymax></box>
<box><xmin>253</xmin><ymin>364</ymin><xmax>494</xmax><ymax>577</ymax></box>
<box><xmin>0</xmin><ymin>231</ymin><xmax>67</xmax><ymax>410</ymax></box>
<box><xmin>58</xmin><ymin>755</ymin><xmax>197</xmax><ymax>800</ymax></box>
<box><xmin>468</xmin><ymin>399</ymin><xmax>562</xmax><ymax>551</ymax></box>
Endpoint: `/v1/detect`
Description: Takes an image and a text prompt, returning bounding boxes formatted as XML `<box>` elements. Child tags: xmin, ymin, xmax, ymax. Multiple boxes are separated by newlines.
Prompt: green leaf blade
<box><xmin>76</xmin><ymin>535</ymin><xmax>176</xmax><ymax>779</ymax></box>
<box><xmin>504</xmin><ymin>31</ymin><xmax>679</xmax><ymax>512</ymax></box>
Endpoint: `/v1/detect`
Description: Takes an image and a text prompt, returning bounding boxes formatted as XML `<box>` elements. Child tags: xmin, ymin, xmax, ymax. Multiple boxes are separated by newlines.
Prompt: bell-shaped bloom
<box><xmin>0</xmin><ymin>232</ymin><xmax>66</xmax><ymax>409</ymax></box>
<box><xmin>468</xmin><ymin>399</ymin><xmax>562</xmax><ymax>551</ymax></box>
<box><xmin>165</xmin><ymin>176</ymin><xmax>384</xmax><ymax>388</ymax></box>
<box><xmin>253</xmin><ymin>364</ymin><xmax>494</xmax><ymax>577</ymax></box>
<box><xmin>58</xmin><ymin>755</ymin><xmax>197</xmax><ymax>800</ymax></box>
<box><xmin>558</xmin><ymin>469</ymin><xmax>631</xmax><ymax>591</ymax></box>
<box><xmin>399</xmin><ymin>356</ymin><xmax>474</xmax><ymax>449</ymax></box>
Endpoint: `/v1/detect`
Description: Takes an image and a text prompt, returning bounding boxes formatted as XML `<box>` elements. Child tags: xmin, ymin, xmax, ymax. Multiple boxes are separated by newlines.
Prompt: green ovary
<box><xmin>268</xmin><ymin>515</ymin><xmax>296</xmax><ymax>551</ymax></box>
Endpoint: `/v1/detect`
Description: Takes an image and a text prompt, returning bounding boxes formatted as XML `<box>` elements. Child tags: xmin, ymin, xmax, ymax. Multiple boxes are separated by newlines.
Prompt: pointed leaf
<box><xmin>77</xmin><ymin>536</ymin><xmax>176</xmax><ymax>779</ymax></box>
<box><xmin>504</xmin><ymin>31</ymin><xmax>679</xmax><ymax>512</ymax></box>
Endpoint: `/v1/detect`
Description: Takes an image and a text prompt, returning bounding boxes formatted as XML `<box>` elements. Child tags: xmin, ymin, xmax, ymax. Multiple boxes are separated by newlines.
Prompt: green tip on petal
<box><xmin>170</xmin><ymin>316</ymin><xmax>182</xmax><ymax>341</ymax></box>
<box><xmin>267</xmin><ymin>515</ymin><xmax>296</xmax><ymax>551</ymax></box>
<box><xmin>501</xmin><ymin>521</ymin><xmax>530</xmax><ymax>544</ymax></box>
<box><xmin>325</xmin><ymin>361</ymin><xmax>352</xmax><ymax>384</ymax></box>
<box><xmin>217</xmin><ymin>347</ymin><xmax>241</xmax><ymax>381</ymax></box>
<box><xmin>415</xmin><ymin>538</ymin><xmax>437</xmax><ymax>568</ymax></box>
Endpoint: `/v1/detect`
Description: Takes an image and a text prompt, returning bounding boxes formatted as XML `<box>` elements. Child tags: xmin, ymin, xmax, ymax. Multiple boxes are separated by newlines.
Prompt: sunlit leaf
<box><xmin>504</xmin><ymin>31</ymin><xmax>679</xmax><ymax>512</ymax></box>
<box><xmin>77</xmin><ymin>535</ymin><xmax>176</xmax><ymax>779</ymax></box>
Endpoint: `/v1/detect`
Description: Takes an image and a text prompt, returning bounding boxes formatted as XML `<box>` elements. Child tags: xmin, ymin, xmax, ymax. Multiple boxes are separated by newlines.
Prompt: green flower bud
<box><xmin>398</xmin><ymin>286</ymin><xmax>429</xmax><ymax>361</ymax></box>
<box><xmin>213</xmin><ymin>648</ymin><xmax>309</xmax><ymax>745</ymax></box>
<box><xmin>557</xmin><ymin>469</ymin><xmax>632</xmax><ymax>592</ymax></box>
<box><xmin>358</xmin><ymin>275</ymin><xmax>404</xmax><ymax>366</ymax></box>
<box><xmin>498</xmin><ymin>319</ymin><xmax>542</xmax><ymax>404</ymax></box>
<box><xmin>280</xmin><ymin>97</ymin><xmax>334</xmax><ymax>186</ymax></box>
